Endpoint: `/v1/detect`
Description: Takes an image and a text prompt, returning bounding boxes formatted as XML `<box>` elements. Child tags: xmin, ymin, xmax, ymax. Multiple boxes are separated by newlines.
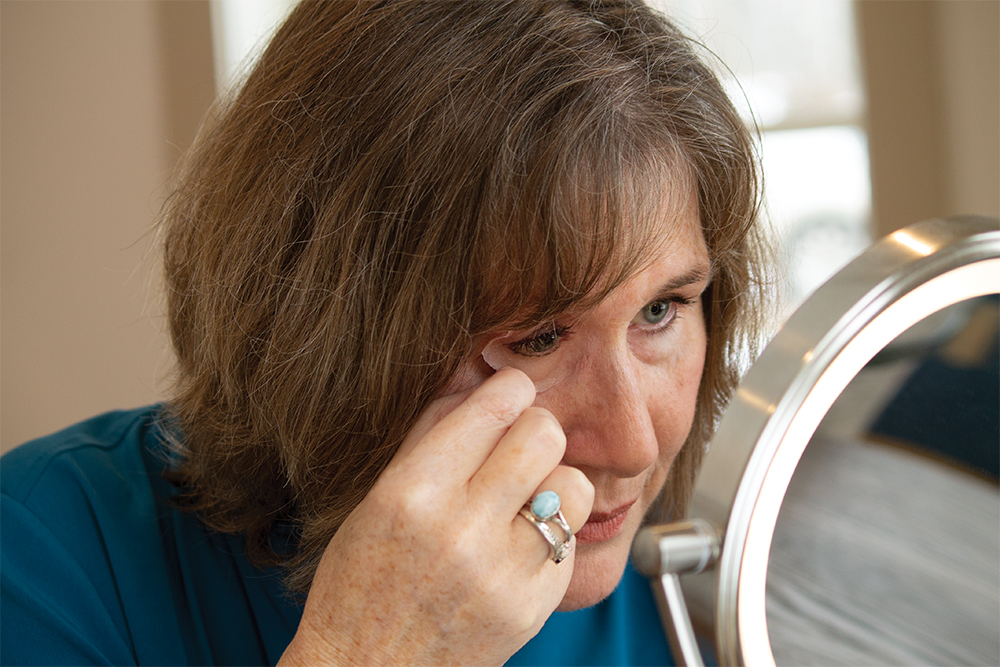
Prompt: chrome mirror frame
<box><xmin>634</xmin><ymin>215</ymin><xmax>1000</xmax><ymax>667</ymax></box>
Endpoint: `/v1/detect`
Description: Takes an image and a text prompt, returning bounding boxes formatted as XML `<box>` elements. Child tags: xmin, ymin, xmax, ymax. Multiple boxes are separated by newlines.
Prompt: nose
<box><xmin>555</xmin><ymin>346</ymin><xmax>659</xmax><ymax>480</ymax></box>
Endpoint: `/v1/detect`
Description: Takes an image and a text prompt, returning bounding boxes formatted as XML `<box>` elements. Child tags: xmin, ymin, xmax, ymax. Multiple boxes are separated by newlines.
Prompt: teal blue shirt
<box><xmin>1</xmin><ymin>407</ymin><xmax>674</xmax><ymax>666</ymax></box>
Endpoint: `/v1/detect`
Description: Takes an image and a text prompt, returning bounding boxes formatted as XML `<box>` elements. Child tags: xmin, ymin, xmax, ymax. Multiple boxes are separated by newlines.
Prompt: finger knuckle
<box><xmin>390</xmin><ymin>482</ymin><xmax>435</xmax><ymax>524</ymax></box>
<box><xmin>469</xmin><ymin>369</ymin><xmax>535</xmax><ymax>423</ymax></box>
<box><xmin>475</xmin><ymin>576</ymin><xmax>543</xmax><ymax>637</ymax></box>
<box><xmin>523</xmin><ymin>408</ymin><xmax>566</xmax><ymax>455</ymax></box>
<box><xmin>507</xmin><ymin>601</ymin><xmax>544</xmax><ymax>637</ymax></box>
<box><xmin>565</xmin><ymin>465</ymin><xmax>593</xmax><ymax>493</ymax></box>
<box><xmin>565</xmin><ymin>467</ymin><xmax>596</xmax><ymax>508</ymax></box>
<box><xmin>471</xmin><ymin>389</ymin><xmax>525</xmax><ymax>426</ymax></box>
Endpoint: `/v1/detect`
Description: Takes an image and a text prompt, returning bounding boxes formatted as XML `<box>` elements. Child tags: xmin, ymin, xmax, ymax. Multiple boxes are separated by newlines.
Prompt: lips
<box><xmin>575</xmin><ymin>500</ymin><xmax>637</xmax><ymax>544</ymax></box>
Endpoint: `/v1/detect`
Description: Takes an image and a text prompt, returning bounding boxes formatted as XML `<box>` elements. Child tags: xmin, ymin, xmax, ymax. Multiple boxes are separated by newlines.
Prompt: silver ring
<box><xmin>519</xmin><ymin>491</ymin><xmax>573</xmax><ymax>563</ymax></box>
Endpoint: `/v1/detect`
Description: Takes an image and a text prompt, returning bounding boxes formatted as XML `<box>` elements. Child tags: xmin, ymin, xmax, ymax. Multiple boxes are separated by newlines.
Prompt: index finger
<box><xmin>388</xmin><ymin>367</ymin><xmax>536</xmax><ymax>484</ymax></box>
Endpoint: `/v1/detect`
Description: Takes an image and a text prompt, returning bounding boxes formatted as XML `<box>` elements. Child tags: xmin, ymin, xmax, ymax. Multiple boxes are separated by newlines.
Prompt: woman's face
<box><xmin>454</xmin><ymin>182</ymin><xmax>710</xmax><ymax>611</ymax></box>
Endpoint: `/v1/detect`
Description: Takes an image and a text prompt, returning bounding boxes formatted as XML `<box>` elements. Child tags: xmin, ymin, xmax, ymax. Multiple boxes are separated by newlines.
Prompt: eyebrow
<box><xmin>657</xmin><ymin>263</ymin><xmax>714</xmax><ymax>293</ymax></box>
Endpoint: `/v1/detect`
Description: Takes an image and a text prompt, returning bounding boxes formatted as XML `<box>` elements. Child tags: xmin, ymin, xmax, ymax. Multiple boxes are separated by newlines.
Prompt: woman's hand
<box><xmin>279</xmin><ymin>367</ymin><xmax>595</xmax><ymax>667</ymax></box>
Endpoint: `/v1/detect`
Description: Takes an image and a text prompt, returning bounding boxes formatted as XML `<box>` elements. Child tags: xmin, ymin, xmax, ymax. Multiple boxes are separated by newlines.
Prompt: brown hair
<box><xmin>161</xmin><ymin>0</ymin><xmax>768</xmax><ymax>592</ymax></box>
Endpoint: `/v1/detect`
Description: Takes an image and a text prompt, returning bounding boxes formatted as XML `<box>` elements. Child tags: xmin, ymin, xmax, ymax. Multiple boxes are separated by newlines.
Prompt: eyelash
<box><xmin>507</xmin><ymin>323</ymin><xmax>572</xmax><ymax>357</ymax></box>
<box><xmin>506</xmin><ymin>295</ymin><xmax>696</xmax><ymax>357</ymax></box>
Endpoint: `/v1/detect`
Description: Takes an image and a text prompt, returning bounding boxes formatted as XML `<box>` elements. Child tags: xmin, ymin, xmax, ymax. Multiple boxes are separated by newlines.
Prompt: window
<box><xmin>209</xmin><ymin>0</ymin><xmax>295</xmax><ymax>94</ymax></box>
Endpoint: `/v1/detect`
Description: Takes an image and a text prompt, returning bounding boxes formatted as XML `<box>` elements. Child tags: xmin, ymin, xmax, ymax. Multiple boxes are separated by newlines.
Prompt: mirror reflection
<box><xmin>766</xmin><ymin>296</ymin><xmax>1000</xmax><ymax>665</ymax></box>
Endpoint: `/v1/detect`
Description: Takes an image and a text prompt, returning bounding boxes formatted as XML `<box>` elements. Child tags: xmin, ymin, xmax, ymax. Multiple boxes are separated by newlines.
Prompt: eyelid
<box><xmin>481</xmin><ymin>326</ymin><xmax>577</xmax><ymax>394</ymax></box>
<box><xmin>646</xmin><ymin>293</ymin><xmax>696</xmax><ymax>311</ymax></box>
<box><xmin>507</xmin><ymin>323</ymin><xmax>571</xmax><ymax>356</ymax></box>
<box><xmin>631</xmin><ymin>295</ymin><xmax>695</xmax><ymax>329</ymax></box>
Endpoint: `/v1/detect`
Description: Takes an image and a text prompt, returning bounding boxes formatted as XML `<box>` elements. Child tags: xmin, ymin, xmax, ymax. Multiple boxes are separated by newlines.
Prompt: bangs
<box><xmin>469</xmin><ymin>116</ymin><xmax>691</xmax><ymax>334</ymax></box>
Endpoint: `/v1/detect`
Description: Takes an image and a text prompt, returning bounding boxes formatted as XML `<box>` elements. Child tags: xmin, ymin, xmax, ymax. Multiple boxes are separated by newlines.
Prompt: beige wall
<box><xmin>857</xmin><ymin>0</ymin><xmax>1000</xmax><ymax>237</ymax></box>
<box><xmin>1</xmin><ymin>1</ymin><xmax>214</xmax><ymax>452</ymax></box>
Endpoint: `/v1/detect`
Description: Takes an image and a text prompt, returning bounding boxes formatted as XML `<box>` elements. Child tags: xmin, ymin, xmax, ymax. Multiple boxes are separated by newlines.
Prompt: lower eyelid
<box><xmin>651</xmin><ymin>313</ymin><xmax>679</xmax><ymax>331</ymax></box>
<box><xmin>630</xmin><ymin>318</ymin><xmax>681</xmax><ymax>345</ymax></box>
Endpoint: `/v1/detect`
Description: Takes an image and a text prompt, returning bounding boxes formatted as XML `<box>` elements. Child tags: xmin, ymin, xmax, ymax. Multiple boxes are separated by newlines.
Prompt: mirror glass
<box><xmin>765</xmin><ymin>295</ymin><xmax>1000</xmax><ymax>665</ymax></box>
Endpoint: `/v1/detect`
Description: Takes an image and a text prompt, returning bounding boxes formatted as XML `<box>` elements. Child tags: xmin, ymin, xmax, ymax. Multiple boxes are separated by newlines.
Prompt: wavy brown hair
<box><xmin>161</xmin><ymin>0</ymin><xmax>768</xmax><ymax>592</ymax></box>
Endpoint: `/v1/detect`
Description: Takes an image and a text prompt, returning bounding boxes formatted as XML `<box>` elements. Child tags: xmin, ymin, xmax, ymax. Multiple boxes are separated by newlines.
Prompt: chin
<box><xmin>555</xmin><ymin>535</ymin><xmax>633</xmax><ymax>611</ymax></box>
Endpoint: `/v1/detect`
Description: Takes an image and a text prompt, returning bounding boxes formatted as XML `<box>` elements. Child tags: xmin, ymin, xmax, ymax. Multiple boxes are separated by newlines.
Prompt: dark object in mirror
<box><xmin>634</xmin><ymin>216</ymin><xmax>1000</xmax><ymax>667</ymax></box>
<box><xmin>867</xmin><ymin>295</ymin><xmax>999</xmax><ymax>479</ymax></box>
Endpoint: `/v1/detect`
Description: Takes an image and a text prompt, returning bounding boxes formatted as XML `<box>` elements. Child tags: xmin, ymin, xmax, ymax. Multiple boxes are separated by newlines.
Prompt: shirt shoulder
<box><xmin>1</xmin><ymin>406</ymin><xmax>164</xmax><ymax>505</ymax></box>
<box><xmin>1</xmin><ymin>406</ymin><xmax>301</xmax><ymax>666</ymax></box>
<box><xmin>0</xmin><ymin>406</ymin><xmax>191</xmax><ymax>665</ymax></box>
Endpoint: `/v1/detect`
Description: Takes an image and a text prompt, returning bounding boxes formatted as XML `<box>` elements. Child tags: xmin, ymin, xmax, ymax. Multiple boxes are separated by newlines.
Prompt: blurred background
<box><xmin>2</xmin><ymin>0</ymin><xmax>998</xmax><ymax>452</ymax></box>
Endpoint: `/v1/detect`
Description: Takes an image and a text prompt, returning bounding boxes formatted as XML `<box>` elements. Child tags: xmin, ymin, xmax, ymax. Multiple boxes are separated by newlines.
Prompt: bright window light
<box><xmin>210</xmin><ymin>0</ymin><xmax>296</xmax><ymax>94</ymax></box>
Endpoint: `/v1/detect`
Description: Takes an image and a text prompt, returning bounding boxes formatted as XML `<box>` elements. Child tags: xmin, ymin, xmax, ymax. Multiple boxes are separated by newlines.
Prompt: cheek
<box><xmin>647</xmin><ymin>323</ymin><xmax>707</xmax><ymax>463</ymax></box>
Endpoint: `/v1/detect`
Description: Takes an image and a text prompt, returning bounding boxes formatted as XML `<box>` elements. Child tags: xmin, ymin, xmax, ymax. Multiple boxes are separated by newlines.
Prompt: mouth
<box><xmin>575</xmin><ymin>500</ymin><xmax>637</xmax><ymax>544</ymax></box>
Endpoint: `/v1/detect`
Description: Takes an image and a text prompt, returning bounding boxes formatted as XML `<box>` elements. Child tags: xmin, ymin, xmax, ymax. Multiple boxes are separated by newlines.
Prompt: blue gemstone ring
<box><xmin>519</xmin><ymin>491</ymin><xmax>573</xmax><ymax>563</ymax></box>
<box><xmin>531</xmin><ymin>490</ymin><xmax>561</xmax><ymax>520</ymax></box>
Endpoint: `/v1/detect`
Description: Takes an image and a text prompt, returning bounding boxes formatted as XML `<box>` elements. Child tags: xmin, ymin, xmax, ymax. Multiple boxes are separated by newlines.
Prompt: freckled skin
<box><xmin>279</xmin><ymin>187</ymin><xmax>709</xmax><ymax>665</ymax></box>
<box><xmin>537</xmin><ymin>193</ymin><xmax>709</xmax><ymax>611</ymax></box>
<box><xmin>282</xmin><ymin>370</ymin><xmax>593</xmax><ymax>667</ymax></box>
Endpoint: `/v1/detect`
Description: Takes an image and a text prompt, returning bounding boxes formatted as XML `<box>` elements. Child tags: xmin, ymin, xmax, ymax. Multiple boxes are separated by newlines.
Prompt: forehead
<box><xmin>607</xmin><ymin>150</ymin><xmax>706</xmax><ymax>274</ymax></box>
<box><xmin>652</xmin><ymin>174</ymin><xmax>708</xmax><ymax>271</ymax></box>
<box><xmin>646</xmin><ymin>166</ymin><xmax>704</xmax><ymax>256</ymax></box>
<box><xmin>603</xmin><ymin>177</ymin><xmax>710</xmax><ymax>304</ymax></box>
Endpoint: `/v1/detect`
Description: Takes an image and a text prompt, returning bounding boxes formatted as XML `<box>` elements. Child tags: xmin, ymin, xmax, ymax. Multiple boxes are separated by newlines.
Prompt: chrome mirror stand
<box><xmin>632</xmin><ymin>520</ymin><xmax>720</xmax><ymax>667</ymax></box>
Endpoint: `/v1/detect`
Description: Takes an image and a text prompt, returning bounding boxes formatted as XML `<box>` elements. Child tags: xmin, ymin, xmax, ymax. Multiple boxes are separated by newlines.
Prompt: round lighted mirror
<box><xmin>765</xmin><ymin>293</ymin><xmax>999</xmax><ymax>665</ymax></box>
<box><xmin>634</xmin><ymin>216</ymin><xmax>1000</xmax><ymax>666</ymax></box>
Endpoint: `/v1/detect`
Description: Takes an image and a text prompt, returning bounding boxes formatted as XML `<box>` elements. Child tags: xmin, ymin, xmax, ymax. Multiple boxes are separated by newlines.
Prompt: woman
<box><xmin>1</xmin><ymin>1</ymin><xmax>767</xmax><ymax>664</ymax></box>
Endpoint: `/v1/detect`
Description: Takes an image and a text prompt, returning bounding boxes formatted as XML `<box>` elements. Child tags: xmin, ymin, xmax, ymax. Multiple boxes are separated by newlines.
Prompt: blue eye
<box><xmin>639</xmin><ymin>300</ymin><xmax>674</xmax><ymax>325</ymax></box>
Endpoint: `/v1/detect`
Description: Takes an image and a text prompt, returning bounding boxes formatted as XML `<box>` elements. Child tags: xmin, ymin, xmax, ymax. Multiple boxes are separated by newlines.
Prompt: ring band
<box><xmin>519</xmin><ymin>491</ymin><xmax>573</xmax><ymax>563</ymax></box>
